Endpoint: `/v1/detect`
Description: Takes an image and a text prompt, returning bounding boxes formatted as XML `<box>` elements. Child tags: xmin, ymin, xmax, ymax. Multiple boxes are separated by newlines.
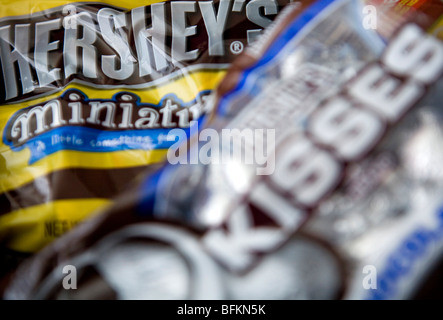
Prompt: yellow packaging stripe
<box><xmin>0</xmin><ymin>69</ymin><xmax>227</xmax><ymax>115</ymax></box>
<box><xmin>0</xmin><ymin>164</ymin><xmax>161</xmax><ymax>216</ymax></box>
<box><xmin>0</xmin><ymin>149</ymin><xmax>168</xmax><ymax>194</ymax></box>
<box><xmin>0</xmin><ymin>0</ymin><xmax>168</xmax><ymax>18</ymax></box>
<box><xmin>0</xmin><ymin>198</ymin><xmax>111</xmax><ymax>253</ymax></box>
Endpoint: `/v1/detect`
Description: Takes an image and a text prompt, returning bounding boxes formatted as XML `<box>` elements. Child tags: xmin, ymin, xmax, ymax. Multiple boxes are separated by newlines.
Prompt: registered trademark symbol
<box><xmin>230</xmin><ymin>41</ymin><xmax>244</xmax><ymax>54</ymax></box>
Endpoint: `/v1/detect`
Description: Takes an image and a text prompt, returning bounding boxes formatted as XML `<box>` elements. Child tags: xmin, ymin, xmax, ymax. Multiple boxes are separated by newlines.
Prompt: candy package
<box><xmin>0</xmin><ymin>0</ymin><xmax>291</xmax><ymax>276</ymax></box>
<box><xmin>3</xmin><ymin>0</ymin><xmax>443</xmax><ymax>299</ymax></box>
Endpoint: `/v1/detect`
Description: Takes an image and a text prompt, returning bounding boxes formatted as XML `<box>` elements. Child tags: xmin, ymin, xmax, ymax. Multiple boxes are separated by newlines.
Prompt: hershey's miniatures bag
<box><xmin>0</xmin><ymin>0</ymin><xmax>291</xmax><ymax>260</ymax></box>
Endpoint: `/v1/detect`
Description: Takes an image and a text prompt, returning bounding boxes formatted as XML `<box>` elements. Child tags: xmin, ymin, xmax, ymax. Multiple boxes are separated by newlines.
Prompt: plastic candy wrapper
<box><xmin>3</xmin><ymin>0</ymin><xmax>443</xmax><ymax>299</ymax></box>
<box><xmin>0</xmin><ymin>0</ymin><xmax>292</xmax><ymax>272</ymax></box>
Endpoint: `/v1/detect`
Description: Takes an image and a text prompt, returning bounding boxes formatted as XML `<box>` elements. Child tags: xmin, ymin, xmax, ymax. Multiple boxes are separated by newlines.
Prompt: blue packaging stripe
<box><xmin>16</xmin><ymin>115</ymin><xmax>205</xmax><ymax>164</ymax></box>
<box><xmin>366</xmin><ymin>207</ymin><xmax>443</xmax><ymax>300</ymax></box>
